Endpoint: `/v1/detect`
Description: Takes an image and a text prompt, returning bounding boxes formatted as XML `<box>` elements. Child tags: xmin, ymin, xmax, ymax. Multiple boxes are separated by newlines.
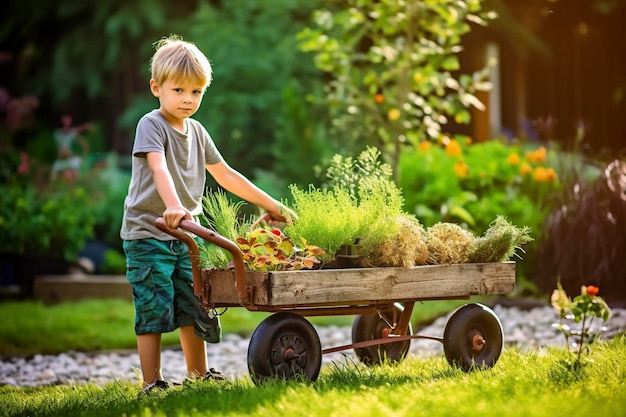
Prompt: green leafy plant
<box><xmin>551</xmin><ymin>282</ymin><xmax>611</xmax><ymax>372</ymax></box>
<box><xmin>199</xmin><ymin>189</ymin><xmax>325</xmax><ymax>271</ymax></box>
<box><xmin>0</xmin><ymin>147</ymin><xmax>99</xmax><ymax>261</ymax></box>
<box><xmin>236</xmin><ymin>227</ymin><xmax>325</xmax><ymax>271</ymax></box>
<box><xmin>399</xmin><ymin>138</ymin><xmax>560</xmax><ymax>235</ymax></box>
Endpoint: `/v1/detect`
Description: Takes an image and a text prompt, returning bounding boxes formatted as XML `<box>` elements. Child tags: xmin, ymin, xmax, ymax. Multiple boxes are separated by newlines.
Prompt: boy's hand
<box><xmin>163</xmin><ymin>206</ymin><xmax>192</xmax><ymax>229</ymax></box>
<box><xmin>267</xmin><ymin>204</ymin><xmax>297</xmax><ymax>224</ymax></box>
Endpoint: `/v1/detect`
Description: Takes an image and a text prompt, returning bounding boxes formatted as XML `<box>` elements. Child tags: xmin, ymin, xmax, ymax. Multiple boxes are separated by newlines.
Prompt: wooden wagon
<box><xmin>156</xmin><ymin>218</ymin><xmax>516</xmax><ymax>384</ymax></box>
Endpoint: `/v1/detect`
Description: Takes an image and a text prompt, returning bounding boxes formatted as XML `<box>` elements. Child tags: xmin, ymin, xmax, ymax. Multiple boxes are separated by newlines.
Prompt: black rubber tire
<box><xmin>351</xmin><ymin>303</ymin><xmax>412</xmax><ymax>365</ymax></box>
<box><xmin>247</xmin><ymin>312</ymin><xmax>322</xmax><ymax>385</ymax></box>
<box><xmin>443</xmin><ymin>303</ymin><xmax>503</xmax><ymax>371</ymax></box>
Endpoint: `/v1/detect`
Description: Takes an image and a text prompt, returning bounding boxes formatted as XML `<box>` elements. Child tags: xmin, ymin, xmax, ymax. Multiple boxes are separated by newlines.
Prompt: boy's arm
<box><xmin>206</xmin><ymin>161</ymin><xmax>295</xmax><ymax>222</ymax></box>
<box><xmin>147</xmin><ymin>151</ymin><xmax>192</xmax><ymax>229</ymax></box>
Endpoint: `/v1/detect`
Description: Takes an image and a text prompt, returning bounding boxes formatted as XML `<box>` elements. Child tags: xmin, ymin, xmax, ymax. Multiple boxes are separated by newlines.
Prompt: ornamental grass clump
<box><xmin>469</xmin><ymin>215</ymin><xmax>533</xmax><ymax>263</ymax></box>
<box><xmin>425</xmin><ymin>222</ymin><xmax>474</xmax><ymax>264</ymax></box>
<box><xmin>361</xmin><ymin>213</ymin><xmax>428</xmax><ymax>267</ymax></box>
<box><xmin>199</xmin><ymin>189</ymin><xmax>252</xmax><ymax>269</ymax></box>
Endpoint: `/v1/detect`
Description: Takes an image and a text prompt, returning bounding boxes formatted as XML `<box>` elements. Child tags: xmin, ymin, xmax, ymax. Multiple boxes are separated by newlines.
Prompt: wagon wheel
<box><xmin>443</xmin><ymin>303</ymin><xmax>503</xmax><ymax>371</ymax></box>
<box><xmin>351</xmin><ymin>303</ymin><xmax>412</xmax><ymax>365</ymax></box>
<box><xmin>247</xmin><ymin>312</ymin><xmax>322</xmax><ymax>385</ymax></box>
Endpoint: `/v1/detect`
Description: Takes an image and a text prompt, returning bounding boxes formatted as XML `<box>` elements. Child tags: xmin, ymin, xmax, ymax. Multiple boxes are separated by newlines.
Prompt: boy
<box><xmin>120</xmin><ymin>35</ymin><xmax>293</xmax><ymax>393</ymax></box>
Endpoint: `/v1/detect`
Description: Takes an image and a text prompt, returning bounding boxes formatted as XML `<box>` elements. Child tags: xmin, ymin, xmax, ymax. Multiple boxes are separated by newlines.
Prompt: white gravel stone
<box><xmin>1</xmin><ymin>305</ymin><xmax>624</xmax><ymax>388</ymax></box>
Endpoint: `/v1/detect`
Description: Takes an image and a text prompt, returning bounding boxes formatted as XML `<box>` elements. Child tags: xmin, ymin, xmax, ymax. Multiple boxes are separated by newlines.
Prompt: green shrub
<box><xmin>0</xmin><ymin>175</ymin><xmax>98</xmax><ymax>261</ymax></box>
<box><xmin>399</xmin><ymin>138</ymin><xmax>560</xmax><ymax>236</ymax></box>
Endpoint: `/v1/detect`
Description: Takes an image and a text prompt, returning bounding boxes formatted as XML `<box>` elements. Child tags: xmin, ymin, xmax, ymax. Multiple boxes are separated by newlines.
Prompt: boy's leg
<box><xmin>123</xmin><ymin>238</ymin><xmax>179</xmax><ymax>387</ymax></box>
<box><xmin>137</xmin><ymin>332</ymin><xmax>163</xmax><ymax>387</ymax></box>
<box><xmin>179</xmin><ymin>325</ymin><xmax>207</xmax><ymax>378</ymax></box>
<box><xmin>170</xmin><ymin>239</ymin><xmax>222</xmax><ymax>379</ymax></box>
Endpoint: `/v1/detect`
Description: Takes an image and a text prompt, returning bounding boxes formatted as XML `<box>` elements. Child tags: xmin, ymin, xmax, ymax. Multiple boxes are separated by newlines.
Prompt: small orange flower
<box><xmin>418</xmin><ymin>141</ymin><xmax>431</xmax><ymax>153</ymax></box>
<box><xmin>507</xmin><ymin>152</ymin><xmax>520</xmax><ymax>165</ymax></box>
<box><xmin>533</xmin><ymin>166</ymin><xmax>557</xmax><ymax>182</ymax></box>
<box><xmin>533</xmin><ymin>166</ymin><xmax>548</xmax><ymax>182</ymax></box>
<box><xmin>520</xmin><ymin>162</ymin><xmax>532</xmax><ymax>175</ymax></box>
<box><xmin>526</xmin><ymin>146</ymin><xmax>547</xmax><ymax>163</ymax></box>
<box><xmin>586</xmin><ymin>285</ymin><xmax>599</xmax><ymax>296</ymax></box>
<box><xmin>445</xmin><ymin>139</ymin><xmax>462</xmax><ymax>157</ymax></box>
<box><xmin>374</xmin><ymin>94</ymin><xmax>384</xmax><ymax>104</ymax></box>
<box><xmin>454</xmin><ymin>161</ymin><xmax>468</xmax><ymax>178</ymax></box>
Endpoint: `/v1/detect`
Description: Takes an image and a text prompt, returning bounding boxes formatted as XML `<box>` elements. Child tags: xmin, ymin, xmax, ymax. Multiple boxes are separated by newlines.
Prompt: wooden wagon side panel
<box><xmin>266</xmin><ymin>262</ymin><xmax>516</xmax><ymax>306</ymax></box>
<box><xmin>201</xmin><ymin>269</ymin><xmax>270</xmax><ymax>305</ymax></box>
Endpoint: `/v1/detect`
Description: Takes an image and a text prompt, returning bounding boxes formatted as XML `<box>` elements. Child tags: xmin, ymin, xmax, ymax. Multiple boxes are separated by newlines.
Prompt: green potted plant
<box><xmin>198</xmin><ymin>189</ymin><xmax>325</xmax><ymax>271</ymax></box>
<box><xmin>284</xmin><ymin>147</ymin><xmax>408</xmax><ymax>267</ymax></box>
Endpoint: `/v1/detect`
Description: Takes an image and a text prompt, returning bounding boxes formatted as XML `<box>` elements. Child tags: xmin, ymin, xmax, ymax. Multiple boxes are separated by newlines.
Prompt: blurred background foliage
<box><xmin>0</xmin><ymin>0</ymin><xmax>625</xmax><ymax>301</ymax></box>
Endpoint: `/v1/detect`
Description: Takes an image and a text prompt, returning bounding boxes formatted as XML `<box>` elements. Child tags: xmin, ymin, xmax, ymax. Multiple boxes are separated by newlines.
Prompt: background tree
<box><xmin>296</xmin><ymin>0</ymin><xmax>495</xmax><ymax>178</ymax></box>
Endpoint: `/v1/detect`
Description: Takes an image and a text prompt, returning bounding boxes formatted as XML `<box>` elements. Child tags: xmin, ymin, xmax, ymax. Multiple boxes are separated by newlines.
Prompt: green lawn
<box><xmin>1</xmin><ymin>337</ymin><xmax>625</xmax><ymax>417</ymax></box>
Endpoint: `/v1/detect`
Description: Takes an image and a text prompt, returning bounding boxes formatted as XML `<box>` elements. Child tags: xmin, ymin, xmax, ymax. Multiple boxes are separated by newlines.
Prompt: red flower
<box><xmin>586</xmin><ymin>285</ymin><xmax>599</xmax><ymax>296</ymax></box>
<box><xmin>17</xmin><ymin>151</ymin><xmax>29</xmax><ymax>174</ymax></box>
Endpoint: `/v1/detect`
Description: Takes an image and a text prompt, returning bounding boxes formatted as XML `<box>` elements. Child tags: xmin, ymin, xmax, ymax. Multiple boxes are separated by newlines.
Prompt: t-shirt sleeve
<box><xmin>132</xmin><ymin>116</ymin><xmax>166</xmax><ymax>158</ymax></box>
<box><xmin>201</xmin><ymin>124</ymin><xmax>224</xmax><ymax>165</ymax></box>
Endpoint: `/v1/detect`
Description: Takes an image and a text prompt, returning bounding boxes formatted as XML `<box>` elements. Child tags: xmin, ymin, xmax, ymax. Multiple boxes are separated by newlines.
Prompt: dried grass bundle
<box><xmin>362</xmin><ymin>214</ymin><xmax>428</xmax><ymax>267</ymax></box>
<box><xmin>426</xmin><ymin>222</ymin><xmax>474</xmax><ymax>264</ymax></box>
<box><xmin>469</xmin><ymin>215</ymin><xmax>533</xmax><ymax>263</ymax></box>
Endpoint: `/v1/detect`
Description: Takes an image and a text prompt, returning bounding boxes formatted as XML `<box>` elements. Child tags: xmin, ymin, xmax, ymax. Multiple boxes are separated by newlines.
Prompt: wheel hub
<box><xmin>471</xmin><ymin>333</ymin><xmax>486</xmax><ymax>351</ymax></box>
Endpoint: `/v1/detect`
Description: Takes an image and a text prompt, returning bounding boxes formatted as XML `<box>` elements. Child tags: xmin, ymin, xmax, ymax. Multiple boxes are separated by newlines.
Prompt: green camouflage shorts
<box><xmin>123</xmin><ymin>238</ymin><xmax>202</xmax><ymax>335</ymax></box>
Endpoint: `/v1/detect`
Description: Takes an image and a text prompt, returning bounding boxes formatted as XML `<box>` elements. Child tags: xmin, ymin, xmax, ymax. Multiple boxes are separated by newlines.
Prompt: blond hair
<box><xmin>149</xmin><ymin>34</ymin><xmax>212</xmax><ymax>89</ymax></box>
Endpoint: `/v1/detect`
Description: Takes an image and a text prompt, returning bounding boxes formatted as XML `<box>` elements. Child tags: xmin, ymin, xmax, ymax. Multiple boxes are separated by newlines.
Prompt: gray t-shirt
<box><xmin>120</xmin><ymin>109</ymin><xmax>223</xmax><ymax>240</ymax></box>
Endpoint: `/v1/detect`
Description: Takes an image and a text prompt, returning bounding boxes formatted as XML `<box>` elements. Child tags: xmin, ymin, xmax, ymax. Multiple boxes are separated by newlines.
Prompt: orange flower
<box><xmin>526</xmin><ymin>146</ymin><xmax>547</xmax><ymax>163</ymax></box>
<box><xmin>445</xmin><ymin>139</ymin><xmax>462</xmax><ymax>157</ymax></box>
<box><xmin>585</xmin><ymin>285</ymin><xmax>599</xmax><ymax>296</ymax></box>
<box><xmin>507</xmin><ymin>152</ymin><xmax>520</xmax><ymax>165</ymax></box>
<box><xmin>520</xmin><ymin>162</ymin><xmax>532</xmax><ymax>176</ymax></box>
<box><xmin>533</xmin><ymin>166</ymin><xmax>557</xmax><ymax>182</ymax></box>
<box><xmin>374</xmin><ymin>94</ymin><xmax>384</xmax><ymax>104</ymax></box>
<box><xmin>418</xmin><ymin>141</ymin><xmax>431</xmax><ymax>153</ymax></box>
<box><xmin>533</xmin><ymin>167</ymin><xmax>547</xmax><ymax>182</ymax></box>
<box><xmin>454</xmin><ymin>161</ymin><xmax>468</xmax><ymax>178</ymax></box>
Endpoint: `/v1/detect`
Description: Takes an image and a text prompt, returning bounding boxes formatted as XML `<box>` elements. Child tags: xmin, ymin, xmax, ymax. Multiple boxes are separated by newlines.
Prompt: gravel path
<box><xmin>1</xmin><ymin>304</ymin><xmax>625</xmax><ymax>388</ymax></box>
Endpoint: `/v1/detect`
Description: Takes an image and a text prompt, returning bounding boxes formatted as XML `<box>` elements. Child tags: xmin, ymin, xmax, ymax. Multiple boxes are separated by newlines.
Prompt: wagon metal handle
<box><xmin>154</xmin><ymin>218</ymin><xmax>248</xmax><ymax>305</ymax></box>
